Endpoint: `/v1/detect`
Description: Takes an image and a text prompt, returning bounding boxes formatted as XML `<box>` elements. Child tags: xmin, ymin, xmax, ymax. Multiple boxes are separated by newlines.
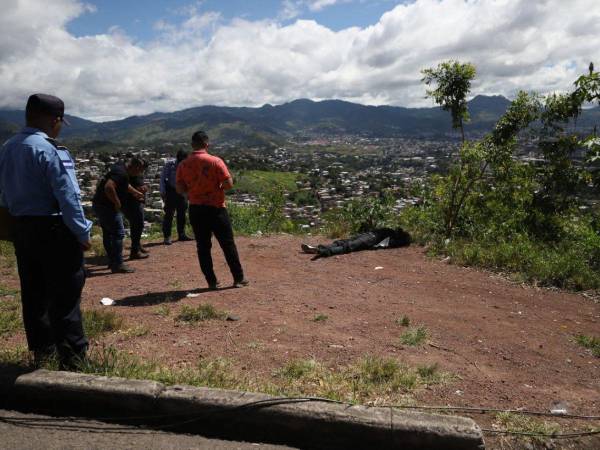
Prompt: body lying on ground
<box><xmin>301</xmin><ymin>227</ymin><xmax>411</xmax><ymax>259</ymax></box>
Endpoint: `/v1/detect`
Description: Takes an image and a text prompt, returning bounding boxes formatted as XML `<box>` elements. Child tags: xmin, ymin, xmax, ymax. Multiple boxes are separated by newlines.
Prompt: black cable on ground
<box><xmin>1</xmin><ymin>396</ymin><xmax>599</xmax><ymax>439</ymax></box>
<box><xmin>481</xmin><ymin>428</ymin><xmax>600</xmax><ymax>439</ymax></box>
<box><xmin>379</xmin><ymin>404</ymin><xmax>600</xmax><ymax>420</ymax></box>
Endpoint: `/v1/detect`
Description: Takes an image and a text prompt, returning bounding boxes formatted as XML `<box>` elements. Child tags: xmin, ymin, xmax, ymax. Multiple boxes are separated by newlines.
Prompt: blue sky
<box><xmin>67</xmin><ymin>0</ymin><xmax>402</xmax><ymax>42</ymax></box>
<box><xmin>1</xmin><ymin>0</ymin><xmax>598</xmax><ymax>120</ymax></box>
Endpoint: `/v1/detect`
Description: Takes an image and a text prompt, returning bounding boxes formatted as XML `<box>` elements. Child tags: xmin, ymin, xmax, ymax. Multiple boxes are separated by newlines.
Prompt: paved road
<box><xmin>0</xmin><ymin>409</ymin><xmax>296</xmax><ymax>450</ymax></box>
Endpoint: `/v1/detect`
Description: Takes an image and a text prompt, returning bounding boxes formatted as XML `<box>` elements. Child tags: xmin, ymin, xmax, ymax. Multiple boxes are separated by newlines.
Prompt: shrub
<box><xmin>176</xmin><ymin>304</ymin><xmax>227</xmax><ymax>323</ymax></box>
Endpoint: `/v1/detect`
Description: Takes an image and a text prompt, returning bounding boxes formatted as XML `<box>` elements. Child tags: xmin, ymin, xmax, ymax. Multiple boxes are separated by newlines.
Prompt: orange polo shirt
<box><xmin>176</xmin><ymin>150</ymin><xmax>231</xmax><ymax>207</ymax></box>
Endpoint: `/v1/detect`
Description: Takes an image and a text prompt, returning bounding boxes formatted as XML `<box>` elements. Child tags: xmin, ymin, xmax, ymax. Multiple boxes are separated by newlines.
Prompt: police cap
<box><xmin>26</xmin><ymin>93</ymin><xmax>70</xmax><ymax>124</ymax></box>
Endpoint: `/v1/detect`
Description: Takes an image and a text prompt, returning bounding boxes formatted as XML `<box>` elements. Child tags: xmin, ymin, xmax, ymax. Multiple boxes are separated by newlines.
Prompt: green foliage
<box><xmin>231</xmin><ymin>170</ymin><xmax>301</xmax><ymax>194</ymax></box>
<box><xmin>176</xmin><ymin>304</ymin><xmax>227</xmax><ymax>323</ymax></box>
<box><xmin>122</xmin><ymin>325</ymin><xmax>150</xmax><ymax>338</ymax></box>
<box><xmin>153</xmin><ymin>305</ymin><xmax>171</xmax><ymax>317</ymax></box>
<box><xmin>83</xmin><ymin>309</ymin><xmax>124</xmax><ymax>339</ymax></box>
<box><xmin>395</xmin><ymin>315</ymin><xmax>411</xmax><ymax>327</ymax></box>
<box><xmin>273</xmin><ymin>355</ymin><xmax>451</xmax><ymax>403</ymax></box>
<box><xmin>421</xmin><ymin>60</ymin><xmax>477</xmax><ymax>141</ymax></box>
<box><xmin>400</xmin><ymin>326</ymin><xmax>429</xmax><ymax>347</ymax></box>
<box><xmin>277</xmin><ymin>358</ymin><xmax>320</xmax><ymax>380</ymax></box>
<box><xmin>312</xmin><ymin>314</ymin><xmax>328</xmax><ymax>322</ymax></box>
<box><xmin>0</xmin><ymin>297</ymin><xmax>21</xmax><ymax>336</ymax></box>
<box><xmin>323</xmin><ymin>191</ymin><xmax>398</xmax><ymax>237</ymax></box>
<box><xmin>229</xmin><ymin>185</ymin><xmax>297</xmax><ymax>235</ymax></box>
<box><xmin>575</xmin><ymin>334</ymin><xmax>600</xmax><ymax>357</ymax></box>
<box><xmin>494</xmin><ymin>412</ymin><xmax>561</xmax><ymax>447</ymax></box>
<box><xmin>406</xmin><ymin>62</ymin><xmax>600</xmax><ymax>291</ymax></box>
<box><xmin>0</xmin><ymin>241</ymin><xmax>16</xmax><ymax>268</ymax></box>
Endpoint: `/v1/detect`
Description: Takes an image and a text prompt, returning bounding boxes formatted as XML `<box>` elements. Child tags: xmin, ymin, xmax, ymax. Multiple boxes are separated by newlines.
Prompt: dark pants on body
<box><xmin>318</xmin><ymin>232</ymin><xmax>379</xmax><ymax>257</ymax></box>
<box><xmin>162</xmin><ymin>185</ymin><xmax>188</xmax><ymax>239</ymax></box>
<box><xmin>93</xmin><ymin>203</ymin><xmax>125</xmax><ymax>269</ymax></box>
<box><xmin>189</xmin><ymin>204</ymin><xmax>244</xmax><ymax>285</ymax></box>
<box><xmin>13</xmin><ymin>216</ymin><xmax>88</xmax><ymax>365</ymax></box>
<box><xmin>122</xmin><ymin>200</ymin><xmax>145</xmax><ymax>252</ymax></box>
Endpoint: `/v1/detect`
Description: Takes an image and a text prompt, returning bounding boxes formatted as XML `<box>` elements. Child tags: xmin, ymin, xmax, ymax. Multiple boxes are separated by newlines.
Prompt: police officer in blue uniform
<box><xmin>0</xmin><ymin>93</ymin><xmax>91</xmax><ymax>368</ymax></box>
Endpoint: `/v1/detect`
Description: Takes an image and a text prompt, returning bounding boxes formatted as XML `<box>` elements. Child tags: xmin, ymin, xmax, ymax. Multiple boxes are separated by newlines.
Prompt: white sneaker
<box><xmin>301</xmin><ymin>243</ymin><xmax>319</xmax><ymax>254</ymax></box>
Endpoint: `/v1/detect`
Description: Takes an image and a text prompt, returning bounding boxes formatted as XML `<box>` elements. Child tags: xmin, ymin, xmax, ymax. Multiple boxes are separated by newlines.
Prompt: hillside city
<box><xmin>73</xmin><ymin>134</ymin><xmax>558</xmax><ymax>230</ymax></box>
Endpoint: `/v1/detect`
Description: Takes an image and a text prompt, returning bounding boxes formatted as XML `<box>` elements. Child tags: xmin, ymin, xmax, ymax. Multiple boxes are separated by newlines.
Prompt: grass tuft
<box><xmin>494</xmin><ymin>412</ymin><xmax>561</xmax><ymax>446</ymax></box>
<box><xmin>575</xmin><ymin>334</ymin><xmax>600</xmax><ymax>357</ymax></box>
<box><xmin>0</xmin><ymin>297</ymin><xmax>22</xmax><ymax>337</ymax></box>
<box><xmin>312</xmin><ymin>314</ymin><xmax>328</xmax><ymax>322</ymax></box>
<box><xmin>395</xmin><ymin>315</ymin><xmax>411</xmax><ymax>327</ymax></box>
<box><xmin>400</xmin><ymin>326</ymin><xmax>429</xmax><ymax>346</ymax></box>
<box><xmin>0</xmin><ymin>344</ymin><xmax>453</xmax><ymax>406</ymax></box>
<box><xmin>176</xmin><ymin>304</ymin><xmax>227</xmax><ymax>323</ymax></box>
<box><xmin>277</xmin><ymin>359</ymin><xmax>320</xmax><ymax>380</ymax></box>
<box><xmin>153</xmin><ymin>305</ymin><xmax>171</xmax><ymax>317</ymax></box>
<box><xmin>83</xmin><ymin>309</ymin><xmax>124</xmax><ymax>339</ymax></box>
<box><xmin>122</xmin><ymin>325</ymin><xmax>150</xmax><ymax>338</ymax></box>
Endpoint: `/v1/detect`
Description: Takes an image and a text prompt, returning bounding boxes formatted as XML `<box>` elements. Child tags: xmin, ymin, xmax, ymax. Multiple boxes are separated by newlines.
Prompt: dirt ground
<box><xmin>3</xmin><ymin>234</ymin><xmax>599</xmax><ymax>447</ymax></box>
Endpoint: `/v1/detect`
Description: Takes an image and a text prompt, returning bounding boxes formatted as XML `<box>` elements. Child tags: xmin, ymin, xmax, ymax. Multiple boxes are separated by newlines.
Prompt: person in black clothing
<box><xmin>92</xmin><ymin>157</ymin><xmax>145</xmax><ymax>273</ymax></box>
<box><xmin>301</xmin><ymin>227</ymin><xmax>411</xmax><ymax>259</ymax></box>
<box><xmin>122</xmin><ymin>158</ymin><xmax>149</xmax><ymax>259</ymax></box>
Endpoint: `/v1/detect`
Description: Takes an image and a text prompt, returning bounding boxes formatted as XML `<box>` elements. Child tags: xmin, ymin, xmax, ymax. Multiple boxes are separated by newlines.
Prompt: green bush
<box><xmin>323</xmin><ymin>191</ymin><xmax>399</xmax><ymax>238</ymax></box>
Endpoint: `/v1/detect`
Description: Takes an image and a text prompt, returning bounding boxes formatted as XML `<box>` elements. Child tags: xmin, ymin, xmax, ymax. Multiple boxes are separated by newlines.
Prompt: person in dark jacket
<box><xmin>92</xmin><ymin>156</ymin><xmax>145</xmax><ymax>273</ymax></box>
<box><xmin>122</xmin><ymin>157</ymin><xmax>148</xmax><ymax>259</ymax></box>
<box><xmin>301</xmin><ymin>227</ymin><xmax>411</xmax><ymax>259</ymax></box>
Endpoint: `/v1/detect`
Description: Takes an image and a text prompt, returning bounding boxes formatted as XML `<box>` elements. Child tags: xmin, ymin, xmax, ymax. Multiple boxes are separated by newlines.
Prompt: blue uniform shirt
<box><xmin>0</xmin><ymin>127</ymin><xmax>92</xmax><ymax>244</ymax></box>
<box><xmin>159</xmin><ymin>159</ymin><xmax>178</xmax><ymax>195</ymax></box>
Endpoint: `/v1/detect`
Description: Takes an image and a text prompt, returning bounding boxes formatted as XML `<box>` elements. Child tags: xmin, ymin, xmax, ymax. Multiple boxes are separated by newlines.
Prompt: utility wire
<box><xmin>481</xmin><ymin>428</ymin><xmax>600</xmax><ymax>439</ymax></box>
<box><xmin>1</xmin><ymin>396</ymin><xmax>599</xmax><ymax>439</ymax></box>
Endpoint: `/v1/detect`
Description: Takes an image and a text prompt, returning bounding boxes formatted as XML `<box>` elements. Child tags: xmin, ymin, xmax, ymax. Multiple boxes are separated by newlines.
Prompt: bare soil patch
<box><xmin>3</xmin><ymin>234</ymin><xmax>599</xmax><ymax>447</ymax></box>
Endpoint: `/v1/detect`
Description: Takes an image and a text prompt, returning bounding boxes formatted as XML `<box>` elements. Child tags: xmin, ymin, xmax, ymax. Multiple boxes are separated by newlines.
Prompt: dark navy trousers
<box><xmin>122</xmin><ymin>200</ymin><xmax>145</xmax><ymax>252</ymax></box>
<box><xmin>162</xmin><ymin>185</ymin><xmax>187</xmax><ymax>239</ymax></box>
<box><xmin>189</xmin><ymin>205</ymin><xmax>244</xmax><ymax>285</ymax></box>
<box><xmin>13</xmin><ymin>216</ymin><xmax>88</xmax><ymax>364</ymax></box>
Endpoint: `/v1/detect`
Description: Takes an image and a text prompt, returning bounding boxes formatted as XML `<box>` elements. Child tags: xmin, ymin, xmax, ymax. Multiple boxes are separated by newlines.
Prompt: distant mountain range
<box><xmin>1</xmin><ymin>95</ymin><xmax>599</xmax><ymax>147</ymax></box>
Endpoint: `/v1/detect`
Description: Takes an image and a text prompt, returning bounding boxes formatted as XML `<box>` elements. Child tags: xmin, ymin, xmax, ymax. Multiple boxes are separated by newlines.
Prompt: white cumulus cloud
<box><xmin>0</xmin><ymin>0</ymin><xmax>598</xmax><ymax>121</ymax></box>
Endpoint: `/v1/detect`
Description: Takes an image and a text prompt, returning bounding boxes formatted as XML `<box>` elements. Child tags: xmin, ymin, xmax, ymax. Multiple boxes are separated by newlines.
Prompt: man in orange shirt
<box><xmin>176</xmin><ymin>131</ymin><xmax>248</xmax><ymax>289</ymax></box>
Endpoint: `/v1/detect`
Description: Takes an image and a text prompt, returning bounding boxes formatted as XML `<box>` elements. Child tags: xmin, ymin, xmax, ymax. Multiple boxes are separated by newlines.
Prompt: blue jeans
<box><xmin>93</xmin><ymin>203</ymin><xmax>125</xmax><ymax>268</ymax></box>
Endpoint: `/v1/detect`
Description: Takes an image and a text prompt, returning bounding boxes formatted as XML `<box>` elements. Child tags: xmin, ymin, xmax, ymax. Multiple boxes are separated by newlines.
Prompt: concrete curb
<box><xmin>3</xmin><ymin>369</ymin><xmax>485</xmax><ymax>449</ymax></box>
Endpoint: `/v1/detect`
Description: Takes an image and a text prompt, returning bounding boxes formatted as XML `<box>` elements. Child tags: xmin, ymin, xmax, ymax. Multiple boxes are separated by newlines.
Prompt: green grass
<box><xmin>167</xmin><ymin>279</ymin><xmax>183</xmax><ymax>289</ymax></box>
<box><xmin>153</xmin><ymin>305</ymin><xmax>171</xmax><ymax>317</ymax></box>
<box><xmin>0</xmin><ymin>297</ymin><xmax>22</xmax><ymax>336</ymax></box>
<box><xmin>0</xmin><ymin>346</ymin><xmax>29</xmax><ymax>366</ymax></box>
<box><xmin>273</xmin><ymin>355</ymin><xmax>452</xmax><ymax>403</ymax></box>
<box><xmin>494</xmin><ymin>412</ymin><xmax>561</xmax><ymax>446</ymax></box>
<box><xmin>83</xmin><ymin>309</ymin><xmax>124</xmax><ymax>339</ymax></box>
<box><xmin>122</xmin><ymin>325</ymin><xmax>150</xmax><ymax>338</ymax></box>
<box><xmin>312</xmin><ymin>314</ymin><xmax>328</xmax><ymax>322</ymax></box>
<box><xmin>395</xmin><ymin>315</ymin><xmax>411</xmax><ymax>327</ymax></box>
<box><xmin>246</xmin><ymin>341</ymin><xmax>265</xmax><ymax>350</ymax></box>
<box><xmin>231</xmin><ymin>170</ymin><xmax>302</xmax><ymax>195</ymax></box>
<box><xmin>575</xmin><ymin>334</ymin><xmax>600</xmax><ymax>357</ymax></box>
<box><xmin>176</xmin><ymin>304</ymin><xmax>227</xmax><ymax>323</ymax></box>
<box><xmin>276</xmin><ymin>358</ymin><xmax>319</xmax><ymax>380</ymax></box>
<box><xmin>0</xmin><ymin>241</ymin><xmax>16</xmax><ymax>268</ymax></box>
<box><xmin>0</xmin><ymin>285</ymin><xmax>18</xmax><ymax>296</ymax></box>
<box><xmin>400</xmin><ymin>326</ymin><xmax>429</xmax><ymax>347</ymax></box>
<box><xmin>1</xmin><ymin>345</ymin><xmax>453</xmax><ymax>405</ymax></box>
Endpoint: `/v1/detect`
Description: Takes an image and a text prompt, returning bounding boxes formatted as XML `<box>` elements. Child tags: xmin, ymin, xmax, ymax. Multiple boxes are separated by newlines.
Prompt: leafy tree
<box><xmin>421</xmin><ymin>60</ymin><xmax>476</xmax><ymax>143</ymax></box>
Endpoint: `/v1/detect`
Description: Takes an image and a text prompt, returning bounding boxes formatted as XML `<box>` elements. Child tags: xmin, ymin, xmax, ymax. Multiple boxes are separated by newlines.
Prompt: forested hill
<box><xmin>1</xmin><ymin>95</ymin><xmax>599</xmax><ymax>146</ymax></box>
